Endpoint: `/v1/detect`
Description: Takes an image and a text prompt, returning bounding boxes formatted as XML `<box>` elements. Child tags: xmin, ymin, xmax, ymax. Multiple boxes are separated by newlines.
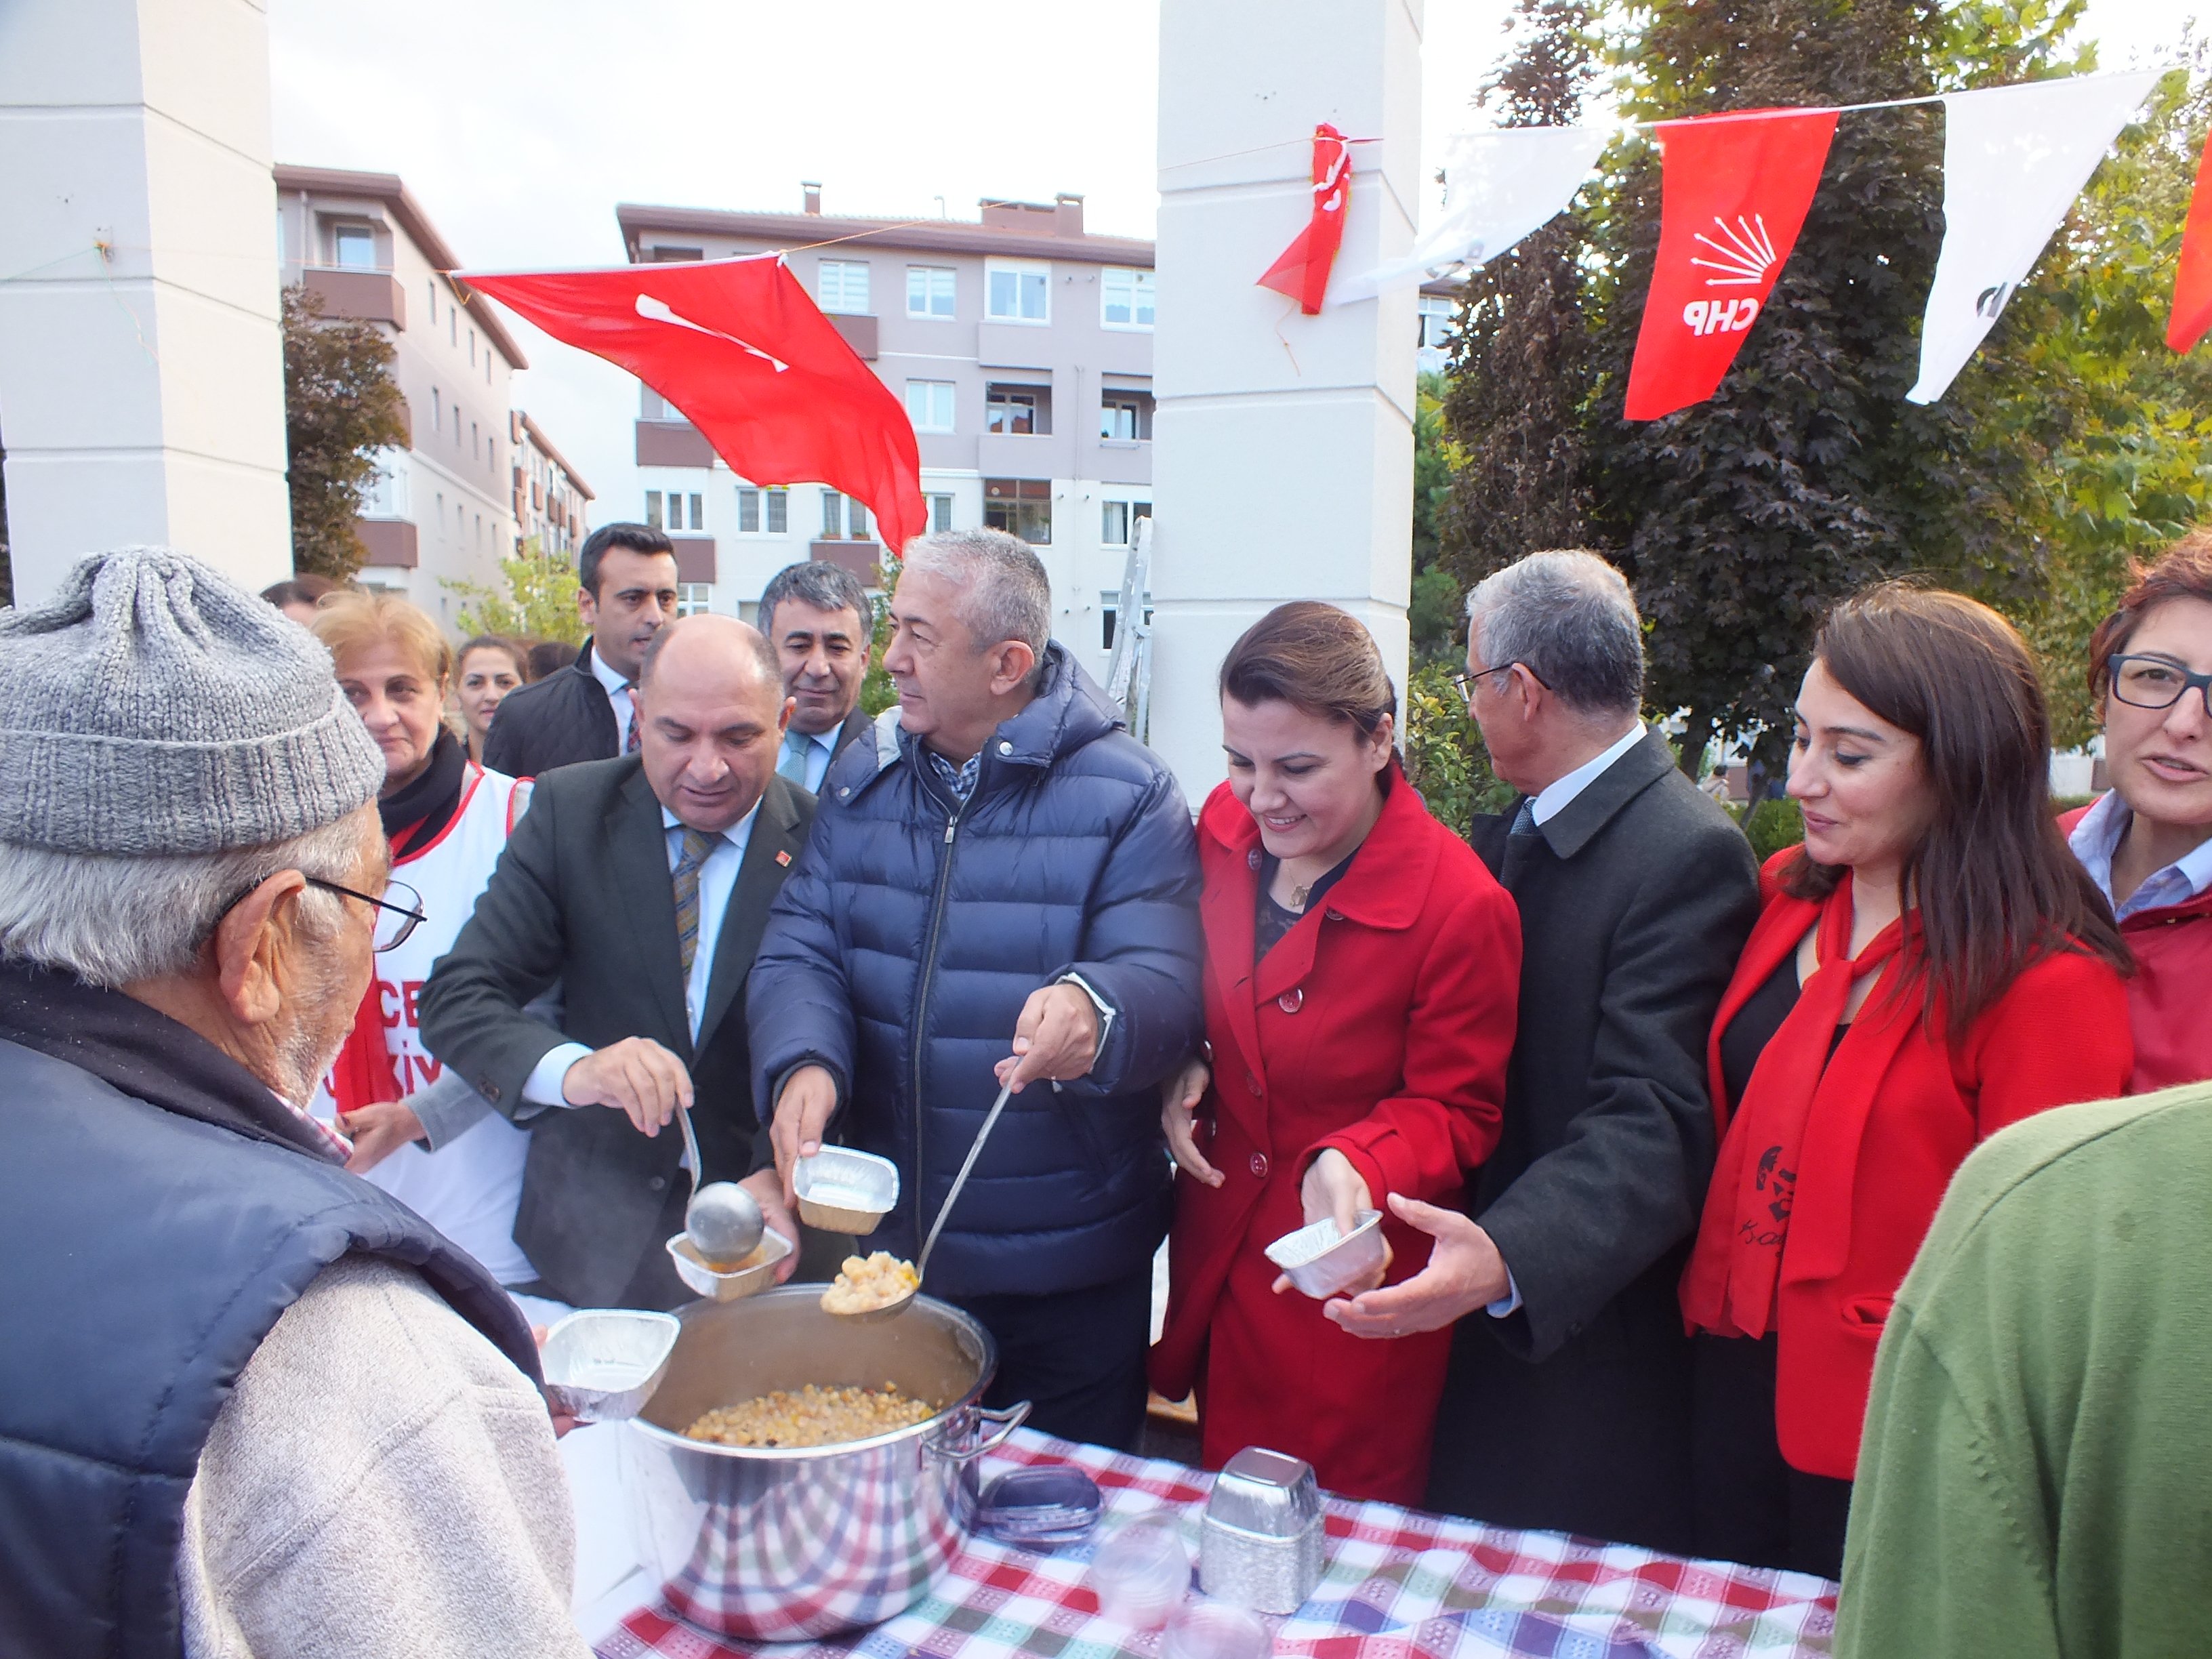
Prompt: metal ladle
<box><xmin>675</xmin><ymin>1101</ymin><xmax>765</xmax><ymax>1268</ymax></box>
<box><xmin>834</xmin><ymin>1081</ymin><xmax>1015</xmax><ymax>1322</ymax></box>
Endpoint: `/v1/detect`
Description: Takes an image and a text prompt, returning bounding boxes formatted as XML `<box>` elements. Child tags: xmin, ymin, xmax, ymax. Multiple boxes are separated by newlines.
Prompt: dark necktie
<box><xmin>672</xmin><ymin>827</ymin><xmax>716</xmax><ymax>983</ymax></box>
<box><xmin>623</xmin><ymin>683</ymin><xmax>641</xmax><ymax>754</ymax></box>
<box><xmin>1509</xmin><ymin>800</ymin><xmax>1540</xmax><ymax>836</ymax></box>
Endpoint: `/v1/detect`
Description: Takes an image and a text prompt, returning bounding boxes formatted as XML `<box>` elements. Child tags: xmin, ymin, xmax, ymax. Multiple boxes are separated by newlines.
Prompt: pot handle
<box><xmin>932</xmin><ymin>1400</ymin><xmax>1033</xmax><ymax>1462</ymax></box>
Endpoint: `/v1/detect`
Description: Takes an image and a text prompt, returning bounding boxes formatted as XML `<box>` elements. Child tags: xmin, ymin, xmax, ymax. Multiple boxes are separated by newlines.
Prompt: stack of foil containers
<box><xmin>1198</xmin><ymin>1446</ymin><xmax>1324</xmax><ymax>1615</ymax></box>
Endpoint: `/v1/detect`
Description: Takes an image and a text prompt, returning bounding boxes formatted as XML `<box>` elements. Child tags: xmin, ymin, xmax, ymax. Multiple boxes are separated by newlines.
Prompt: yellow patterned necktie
<box><xmin>672</xmin><ymin>827</ymin><xmax>716</xmax><ymax>981</ymax></box>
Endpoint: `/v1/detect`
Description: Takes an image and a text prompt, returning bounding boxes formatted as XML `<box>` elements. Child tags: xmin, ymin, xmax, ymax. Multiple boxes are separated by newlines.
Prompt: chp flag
<box><xmin>458</xmin><ymin>254</ymin><xmax>926</xmax><ymax>559</ymax></box>
<box><xmin>1623</xmin><ymin>107</ymin><xmax>1839</xmax><ymax>421</ymax></box>
<box><xmin>1907</xmin><ymin>70</ymin><xmax>2161</xmax><ymax>404</ymax></box>
<box><xmin>2169</xmin><ymin>123</ymin><xmax>2212</xmax><ymax>351</ymax></box>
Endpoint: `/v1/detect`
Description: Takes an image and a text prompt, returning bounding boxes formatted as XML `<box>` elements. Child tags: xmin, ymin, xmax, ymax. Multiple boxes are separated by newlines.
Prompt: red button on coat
<box><xmin>1249</xmin><ymin>1153</ymin><xmax>1269</xmax><ymax>1179</ymax></box>
<box><xmin>1277</xmin><ymin>988</ymin><xmax>1304</xmax><ymax>1014</ymax></box>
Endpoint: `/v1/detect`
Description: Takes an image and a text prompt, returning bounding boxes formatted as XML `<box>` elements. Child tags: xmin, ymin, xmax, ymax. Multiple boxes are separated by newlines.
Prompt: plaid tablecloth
<box><xmin>595</xmin><ymin>1429</ymin><xmax>1837</xmax><ymax>1659</ymax></box>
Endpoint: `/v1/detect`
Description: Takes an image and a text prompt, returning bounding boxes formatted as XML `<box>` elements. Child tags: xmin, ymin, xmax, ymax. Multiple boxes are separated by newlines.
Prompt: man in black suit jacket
<box><xmin>482</xmin><ymin>523</ymin><xmax>680</xmax><ymax>779</ymax></box>
<box><xmin>420</xmin><ymin>613</ymin><xmax>812</xmax><ymax>1310</ymax></box>
<box><xmin>760</xmin><ymin>559</ymin><xmax>875</xmax><ymax>792</ymax></box>
<box><xmin>1328</xmin><ymin>551</ymin><xmax>1758</xmax><ymax>1554</ymax></box>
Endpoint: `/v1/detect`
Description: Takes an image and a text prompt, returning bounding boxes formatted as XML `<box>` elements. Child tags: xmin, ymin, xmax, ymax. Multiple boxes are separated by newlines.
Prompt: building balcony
<box><xmin>636</xmin><ymin>419</ymin><xmax>716</xmax><ymax>468</ymax></box>
<box><xmin>810</xmin><ymin>539</ymin><xmax>882</xmax><ymax>583</ymax></box>
<box><xmin>354</xmin><ymin>517</ymin><xmax>418</xmax><ymax>569</ymax></box>
<box><xmin>670</xmin><ymin>535</ymin><xmax>717</xmax><ymax>583</ymax></box>
<box><xmin>303</xmin><ymin>266</ymin><xmax>406</xmax><ymax>329</ymax></box>
<box><xmin>827</xmin><ymin>313</ymin><xmax>878</xmax><ymax>360</ymax></box>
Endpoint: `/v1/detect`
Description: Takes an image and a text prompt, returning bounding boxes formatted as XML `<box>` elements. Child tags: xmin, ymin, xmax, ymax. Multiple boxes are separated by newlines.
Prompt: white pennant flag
<box><xmin>1332</xmin><ymin>125</ymin><xmax>1609</xmax><ymax>304</ymax></box>
<box><xmin>1908</xmin><ymin>71</ymin><xmax>2160</xmax><ymax>404</ymax></box>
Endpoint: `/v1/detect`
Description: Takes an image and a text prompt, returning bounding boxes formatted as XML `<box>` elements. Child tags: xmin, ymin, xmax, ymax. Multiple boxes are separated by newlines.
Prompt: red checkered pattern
<box><xmin>596</xmin><ymin>1431</ymin><xmax>1837</xmax><ymax>1659</ymax></box>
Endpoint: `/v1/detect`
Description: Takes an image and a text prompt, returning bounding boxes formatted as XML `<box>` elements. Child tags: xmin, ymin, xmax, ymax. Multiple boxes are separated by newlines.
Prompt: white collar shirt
<box><xmin>1529</xmin><ymin>721</ymin><xmax>1647</xmax><ymax>825</ymax></box>
<box><xmin>588</xmin><ymin>644</ymin><xmax>636</xmax><ymax>752</ymax></box>
<box><xmin>2068</xmin><ymin>787</ymin><xmax>2212</xmax><ymax>920</ymax></box>
<box><xmin>661</xmin><ymin>802</ymin><xmax>759</xmax><ymax>1042</ymax></box>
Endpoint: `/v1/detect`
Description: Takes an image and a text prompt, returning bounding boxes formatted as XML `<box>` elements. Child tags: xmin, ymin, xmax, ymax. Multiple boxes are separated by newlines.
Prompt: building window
<box><xmin>469</xmin><ymin>328</ymin><xmax>477</xmax><ymax>367</ymax></box>
<box><xmin>819</xmin><ymin>490</ymin><xmax>872</xmax><ymax>541</ymax></box>
<box><xmin>430</xmin><ymin>388</ymin><xmax>441</xmax><ymax>432</ymax></box>
<box><xmin>737</xmin><ymin>487</ymin><xmax>760</xmax><ymax>533</ymax></box>
<box><xmin>331</xmin><ymin>223</ymin><xmax>375</xmax><ymax>269</ymax></box>
<box><xmin>677</xmin><ymin>583</ymin><xmax>713</xmax><ymax>617</ymax></box>
<box><xmin>736</xmin><ymin>485</ymin><xmax>790</xmax><ymax>533</ymax></box>
<box><xmin>983</xmin><ymin>478</ymin><xmax>1051</xmax><ymax>544</ymax></box>
<box><xmin>1101</xmin><ymin>499</ymin><xmax>1153</xmax><ymax>546</ymax></box>
<box><xmin>929</xmin><ymin>493</ymin><xmax>954</xmax><ymax>533</ymax></box>
<box><xmin>1418</xmin><ymin>293</ymin><xmax>1458</xmax><ymax>350</ymax></box>
<box><xmin>1101</xmin><ymin>267</ymin><xmax>1155</xmax><ymax>329</ymax></box>
<box><xmin>905</xmin><ymin>380</ymin><xmax>956</xmax><ymax>433</ymax></box>
<box><xmin>817</xmin><ymin>260</ymin><xmax>871</xmax><ymax>314</ymax></box>
<box><xmin>906</xmin><ymin>265</ymin><xmax>956</xmax><ymax>319</ymax></box>
<box><xmin>985</xmin><ymin>258</ymin><xmax>1050</xmax><ymax>323</ymax></box>
<box><xmin>1101</xmin><ymin>591</ymin><xmax>1155</xmax><ymax>651</ymax></box>
<box><xmin>1099</xmin><ymin>390</ymin><xmax>1153</xmax><ymax>442</ymax></box>
<box><xmin>450</xmin><ymin>310</ymin><xmax>458</xmax><ymax>346</ymax></box>
<box><xmin>649</xmin><ymin>491</ymin><xmax>703</xmax><ymax>531</ymax></box>
<box><xmin>765</xmin><ymin>487</ymin><xmax>788</xmax><ymax>534</ymax></box>
<box><xmin>426</xmin><ymin>281</ymin><xmax>438</xmax><ymax>323</ymax></box>
<box><xmin>986</xmin><ymin>383</ymin><xmax>1050</xmax><ymax>436</ymax></box>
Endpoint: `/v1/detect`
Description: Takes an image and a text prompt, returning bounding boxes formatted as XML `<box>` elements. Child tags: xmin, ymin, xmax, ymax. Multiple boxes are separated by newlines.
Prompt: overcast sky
<box><xmin>268</xmin><ymin>0</ymin><xmax>2202</xmax><ymax>539</ymax></box>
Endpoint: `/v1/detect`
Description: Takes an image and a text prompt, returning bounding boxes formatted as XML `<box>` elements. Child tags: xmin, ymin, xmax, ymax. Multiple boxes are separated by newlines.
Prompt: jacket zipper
<box><xmin>909</xmin><ymin>796</ymin><xmax>966</xmax><ymax>1245</ymax></box>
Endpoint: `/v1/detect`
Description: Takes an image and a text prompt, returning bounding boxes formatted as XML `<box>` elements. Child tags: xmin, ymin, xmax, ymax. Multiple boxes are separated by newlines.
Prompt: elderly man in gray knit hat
<box><xmin>0</xmin><ymin>549</ymin><xmax>592</xmax><ymax>1659</ymax></box>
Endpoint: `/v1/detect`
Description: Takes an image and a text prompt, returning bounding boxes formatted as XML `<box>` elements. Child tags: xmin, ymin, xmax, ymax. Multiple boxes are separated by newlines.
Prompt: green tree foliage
<box><xmin>859</xmin><ymin>554</ymin><xmax>901</xmax><ymax>718</ymax></box>
<box><xmin>1403</xmin><ymin>662</ymin><xmax>1517</xmax><ymax>837</ymax></box>
<box><xmin>447</xmin><ymin>538</ymin><xmax>590</xmax><ymax>644</ymax></box>
<box><xmin>281</xmin><ymin>286</ymin><xmax>409</xmax><ymax>581</ymax></box>
<box><xmin>1408</xmin><ymin>372</ymin><xmax>1465</xmax><ymax>663</ymax></box>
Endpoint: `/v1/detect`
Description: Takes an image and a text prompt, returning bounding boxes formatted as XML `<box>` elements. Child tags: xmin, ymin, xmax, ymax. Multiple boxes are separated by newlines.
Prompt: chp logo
<box><xmin>1679</xmin><ymin>211</ymin><xmax>1777</xmax><ymax>337</ymax></box>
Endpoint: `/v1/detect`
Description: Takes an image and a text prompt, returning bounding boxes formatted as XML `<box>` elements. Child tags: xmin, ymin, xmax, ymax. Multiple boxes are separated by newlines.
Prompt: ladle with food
<box><xmin>821</xmin><ymin>1080</ymin><xmax>1017</xmax><ymax>1322</ymax></box>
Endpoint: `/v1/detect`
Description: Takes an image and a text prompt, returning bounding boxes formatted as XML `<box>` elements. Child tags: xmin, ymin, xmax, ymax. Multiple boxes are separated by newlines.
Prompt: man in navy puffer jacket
<box><xmin>750</xmin><ymin>529</ymin><xmax>1203</xmax><ymax>1449</ymax></box>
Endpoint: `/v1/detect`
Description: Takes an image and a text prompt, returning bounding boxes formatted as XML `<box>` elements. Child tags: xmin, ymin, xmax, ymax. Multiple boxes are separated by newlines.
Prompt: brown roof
<box><xmin>273</xmin><ymin>163</ymin><xmax>529</xmax><ymax>370</ymax></box>
<box><xmin>615</xmin><ymin>203</ymin><xmax>1156</xmax><ymax>268</ymax></box>
<box><xmin>517</xmin><ymin>410</ymin><xmax>594</xmax><ymax>501</ymax></box>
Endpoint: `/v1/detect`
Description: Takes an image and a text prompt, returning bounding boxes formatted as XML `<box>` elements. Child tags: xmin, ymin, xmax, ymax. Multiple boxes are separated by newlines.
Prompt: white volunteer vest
<box><xmin>318</xmin><ymin>766</ymin><xmax>538</xmax><ymax>1287</ymax></box>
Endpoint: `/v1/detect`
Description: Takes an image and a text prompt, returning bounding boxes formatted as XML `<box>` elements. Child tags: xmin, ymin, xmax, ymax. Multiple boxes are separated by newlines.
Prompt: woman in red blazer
<box><xmin>2062</xmin><ymin>532</ymin><xmax>2212</xmax><ymax>1090</ymax></box>
<box><xmin>1149</xmin><ymin>603</ymin><xmax>1520</xmax><ymax>1504</ymax></box>
<box><xmin>1682</xmin><ymin>585</ymin><xmax>2132</xmax><ymax>1580</ymax></box>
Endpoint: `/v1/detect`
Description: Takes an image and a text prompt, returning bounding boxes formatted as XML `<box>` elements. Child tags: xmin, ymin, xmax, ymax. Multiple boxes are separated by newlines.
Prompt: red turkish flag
<box><xmin>1258</xmin><ymin>123</ymin><xmax>1353</xmax><ymax>315</ymax></box>
<box><xmin>1623</xmin><ymin>108</ymin><xmax>1839</xmax><ymax>421</ymax></box>
<box><xmin>2169</xmin><ymin>127</ymin><xmax>2212</xmax><ymax>352</ymax></box>
<box><xmin>459</xmin><ymin>255</ymin><xmax>924</xmax><ymax>558</ymax></box>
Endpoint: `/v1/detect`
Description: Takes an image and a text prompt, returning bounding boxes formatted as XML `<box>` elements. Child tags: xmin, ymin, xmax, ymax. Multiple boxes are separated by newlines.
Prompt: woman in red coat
<box><xmin>1149</xmin><ymin>602</ymin><xmax>1520</xmax><ymax>1505</ymax></box>
<box><xmin>1683</xmin><ymin>584</ymin><xmax>2133</xmax><ymax>1580</ymax></box>
<box><xmin>2062</xmin><ymin>531</ymin><xmax>2212</xmax><ymax>1090</ymax></box>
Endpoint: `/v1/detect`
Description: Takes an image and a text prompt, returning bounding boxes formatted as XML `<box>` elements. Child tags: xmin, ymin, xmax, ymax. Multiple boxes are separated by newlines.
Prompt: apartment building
<box><xmin>275</xmin><ymin>165</ymin><xmax>566</xmax><ymax>624</ymax></box>
<box><xmin>616</xmin><ymin>188</ymin><xmax>1159</xmax><ymax>682</ymax></box>
<box><xmin>512</xmin><ymin>410</ymin><xmax>593</xmax><ymax>558</ymax></box>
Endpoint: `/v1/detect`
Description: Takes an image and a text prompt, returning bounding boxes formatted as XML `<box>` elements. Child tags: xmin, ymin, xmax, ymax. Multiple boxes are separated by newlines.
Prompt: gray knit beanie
<box><xmin>0</xmin><ymin>547</ymin><xmax>387</xmax><ymax>855</ymax></box>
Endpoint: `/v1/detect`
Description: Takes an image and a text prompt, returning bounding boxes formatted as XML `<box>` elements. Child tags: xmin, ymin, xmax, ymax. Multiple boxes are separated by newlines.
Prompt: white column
<box><xmin>1149</xmin><ymin>0</ymin><xmax>1422</xmax><ymax>805</ymax></box>
<box><xmin>0</xmin><ymin>0</ymin><xmax>291</xmax><ymax>605</ymax></box>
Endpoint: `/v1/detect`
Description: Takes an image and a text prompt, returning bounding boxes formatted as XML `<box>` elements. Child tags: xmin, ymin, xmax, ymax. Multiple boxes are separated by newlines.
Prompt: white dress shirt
<box><xmin>588</xmin><ymin>645</ymin><xmax>636</xmax><ymax>753</ymax></box>
<box><xmin>785</xmin><ymin>724</ymin><xmax>840</xmax><ymax>793</ymax></box>
<box><xmin>1488</xmin><ymin>720</ymin><xmax>1645</xmax><ymax>1319</ymax></box>
<box><xmin>523</xmin><ymin>800</ymin><xmax>761</xmax><ymax>1108</ymax></box>
<box><xmin>2068</xmin><ymin>787</ymin><xmax>2212</xmax><ymax>920</ymax></box>
<box><xmin>1530</xmin><ymin>721</ymin><xmax>1647</xmax><ymax>825</ymax></box>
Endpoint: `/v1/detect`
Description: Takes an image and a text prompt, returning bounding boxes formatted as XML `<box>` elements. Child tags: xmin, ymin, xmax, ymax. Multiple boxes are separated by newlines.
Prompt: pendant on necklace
<box><xmin>1288</xmin><ymin>884</ymin><xmax>1311</xmax><ymax>912</ymax></box>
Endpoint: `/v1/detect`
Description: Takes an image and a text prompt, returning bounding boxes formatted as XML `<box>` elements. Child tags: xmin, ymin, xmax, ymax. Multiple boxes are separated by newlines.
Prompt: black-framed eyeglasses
<box><xmin>1449</xmin><ymin>661</ymin><xmax>1547</xmax><ymax>711</ymax></box>
<box><xmin>307</xmin><ymin>877</ymin><xmax>426</xmax><ymax>952</ymax></box>
<box><xmin>2108</xmin><ymin>654</ymin><xmax>2212</xmax><ymax>720</ymax></box>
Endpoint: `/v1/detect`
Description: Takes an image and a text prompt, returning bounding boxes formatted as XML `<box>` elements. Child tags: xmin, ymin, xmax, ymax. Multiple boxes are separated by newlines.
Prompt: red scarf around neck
<box><xmin>1681</xmin><ymin>876</ymin><xmax>1910</xmax><ymax>1338</ymax></box>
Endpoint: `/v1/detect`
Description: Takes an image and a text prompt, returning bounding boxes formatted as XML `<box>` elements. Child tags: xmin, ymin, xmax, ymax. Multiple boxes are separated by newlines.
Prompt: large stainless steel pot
<box><xmin>618</xmin><ymin>1286</ymin><xmax>1029</xmax><ymax>1641</ymax></box>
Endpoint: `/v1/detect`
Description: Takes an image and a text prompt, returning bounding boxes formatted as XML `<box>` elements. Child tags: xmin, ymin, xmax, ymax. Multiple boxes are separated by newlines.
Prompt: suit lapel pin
<box><xmin>776</xmin><ymin>850</ymin><xmax>792</xmax><ymax>867</ymax></box>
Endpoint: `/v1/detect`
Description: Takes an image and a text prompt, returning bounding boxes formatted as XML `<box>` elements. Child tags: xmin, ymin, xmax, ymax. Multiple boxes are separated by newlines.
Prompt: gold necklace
<box><xmin>1287</xmin><ymin>882</ymin><xmax>1311</xmax><ymax>911</ymax></box>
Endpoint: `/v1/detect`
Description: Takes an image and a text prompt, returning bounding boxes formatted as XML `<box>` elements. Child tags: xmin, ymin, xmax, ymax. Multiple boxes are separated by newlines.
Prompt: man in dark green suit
<box><xmin>421</xmin><ymin>615</ymin><xmax>814</xmax><ymax>1310</ymax></box>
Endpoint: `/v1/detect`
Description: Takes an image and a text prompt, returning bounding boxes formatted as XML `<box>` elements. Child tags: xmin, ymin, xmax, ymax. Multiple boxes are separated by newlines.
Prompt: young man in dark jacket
<box><xmin>750</xmin><ymin>529</ymin><xmax>1204</xmax><ymax>1450</ymax></box>
<box><xmin>483</xmin><ymin>522</ymin><xmax>680</xmax><ymax>777</ymax></box>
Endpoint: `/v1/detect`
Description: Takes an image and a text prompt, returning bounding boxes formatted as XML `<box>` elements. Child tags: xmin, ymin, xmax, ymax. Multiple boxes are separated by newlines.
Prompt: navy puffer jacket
<box><xmin>747</xmin><ymin>646</ymin><xmax>1204</xmax><ymax>1296</ymax></box>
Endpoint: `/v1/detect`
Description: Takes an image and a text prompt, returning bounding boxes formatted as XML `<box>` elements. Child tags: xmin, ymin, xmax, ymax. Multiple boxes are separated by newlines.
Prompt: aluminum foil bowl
<box><xmin>792</xmin><ymin>1146</ymin><xmax>900</xmax><ymax>1235</ymax></box>
<box><xmin>667</xmin><ymin>1227</ymin><xmax>794</xmax><ymax>1301</ymax></box>
<box><xmin>1263</xmin><ymin>1208</ymin><xmax>1387</xmax><ymax>1299</ymax></box>
<box><xmin>540</xmin><ymin>1309</ymin><xmax>680</xmax><ymax>1424</ymax></box>
<box><xmin>621</xmin><ymin>1286</ymin><xmax>1029</xmax><ymax>1640</ymax></box>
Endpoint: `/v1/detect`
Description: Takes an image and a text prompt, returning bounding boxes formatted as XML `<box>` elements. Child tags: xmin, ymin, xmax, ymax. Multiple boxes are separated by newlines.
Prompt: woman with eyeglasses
<box><xmin>1681</xmin><ymin>583</ymin><xmax>2132</xmax><ymax>1579</ymax></box>
<box><xmin>2063</xmin><ymin>532</ymin><xmax>2212</xmax><ymax>1091</ymax></box>
<box><xmin>310</xmin><ymin>592</ymin><xmax>543</xmax><ymax>1298</ymax></box>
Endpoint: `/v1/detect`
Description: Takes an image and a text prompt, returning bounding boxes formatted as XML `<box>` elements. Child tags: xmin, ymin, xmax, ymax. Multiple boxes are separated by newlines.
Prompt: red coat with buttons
<box><xmin>1149</xmin><ymin>767</ymin><xmax>1520</xmax><ymax>1504</ymax></box>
